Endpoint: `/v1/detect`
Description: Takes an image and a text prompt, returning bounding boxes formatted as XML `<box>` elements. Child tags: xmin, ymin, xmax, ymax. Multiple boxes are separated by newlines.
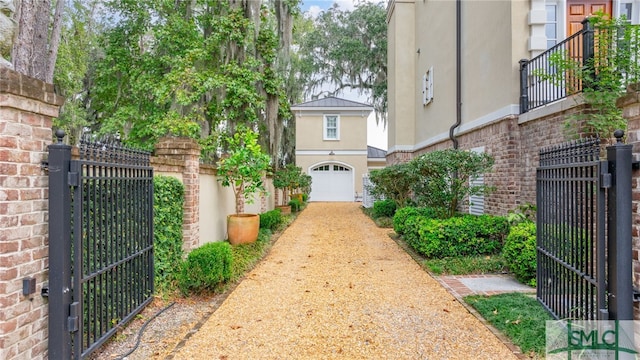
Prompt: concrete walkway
<box><xmin>169</xmin><ymin>203</ymin><xmax>523</xmax><ymax>359</ymax></box>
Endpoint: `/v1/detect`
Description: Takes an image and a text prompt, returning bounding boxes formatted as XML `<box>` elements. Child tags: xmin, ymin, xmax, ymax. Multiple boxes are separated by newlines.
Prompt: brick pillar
<box><xmin>0</xmin><ymin>69</ymin><xmax>64</xmax><ymax>360</ymax></box>
<box><xmin>618</xmin><ymin>84</ymin><xmax>640</xmax><ymax>320</ymax></box>
<box><xmin>154</xmin><ymin>137</ymin><xmax>201</xmax><ymax>251</ymax></box>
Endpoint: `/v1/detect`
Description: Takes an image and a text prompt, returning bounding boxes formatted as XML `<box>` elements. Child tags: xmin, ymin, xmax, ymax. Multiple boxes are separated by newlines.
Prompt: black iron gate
<box><xmin>536</xmin><ymin>131</ymin><xmax>634</xmax><ymax>321</ymax></box>
<box><xmin>48</xmin><ymin>131</ymin><xmax>154</xmax><ymax>359</ymax></box>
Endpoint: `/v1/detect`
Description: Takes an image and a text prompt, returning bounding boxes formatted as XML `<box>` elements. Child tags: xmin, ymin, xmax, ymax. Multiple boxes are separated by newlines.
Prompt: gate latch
<box><xmin>68</xmin><ymin>302</ymin><xmax>80</xmax><ymax>333</ymax></box>
<box><xmin>600</xmin><ymin>173</ymin><xmax>612</xmax><ymax>189</ymax></box>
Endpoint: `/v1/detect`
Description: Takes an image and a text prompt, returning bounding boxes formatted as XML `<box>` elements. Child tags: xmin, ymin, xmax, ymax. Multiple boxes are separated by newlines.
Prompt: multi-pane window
<box><xmin>313</xmin><ymin>165</ymin><xmax>330</xmax><ymax>171</ymax></box>
<box><xmin>546</xmin><ymin>4</ymin><xmax>558</xmax><ymax>48</ymax></box>
<box><xmin>324</xmin><ymin>115</ymin><xmax>339</xmax><ymax>140</ymax></box>
<box><xmin>333</xmin><ymin>165</ymin><xmax>350</xmax><ymax>172</ymax></box>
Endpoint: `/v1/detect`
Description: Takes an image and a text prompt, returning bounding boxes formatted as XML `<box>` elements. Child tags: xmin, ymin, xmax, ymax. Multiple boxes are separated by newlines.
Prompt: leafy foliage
<box><xmin>404</xmin><ymin>214</ymin><xmax>509</xmax><ymax>258</ymax></box>
<box><xmin>153</xmin><ymin>176</ymin><xmax>184</xmax><ymax>292</ymax></box>
<box><xmin>178</xmin><ymin>241</ymin><xmax>233</xmax><ymax>295</ymax></box>
<box><xmin>367</xmin><ymin>162</ymin><xmax>417</xmax><ymax>209</ymax></box>
<box><xmin>411</xmin><ymin>149</ymin><xmax>495</xmax><ymax>218</ymax></box>
<box><xmin>298</xmin><ymin>1</ymin><xmax>387</xmax><ymax>123</ymax></box>
<box><xmin>272</xmin><ymin>164</ymin><xmax>310</xmax><ymax>205</ymax></box>
<box><xmin>230</xmin><ymin>228</ymin><xmax>273</xmax><ymax>281</ymax></box>
<box><xmin>534</xmin><ymin>13</ymin><xmax>640</xmax><ymax>138</ymax></box>
<box><xmin>503</xmin><ymin>222</ymin><xmax>537</xmax><ymax>286</ymax></box>
<box><xmin>217</xmin><ymin>126</ymin><xmax>271</xmax><ymax>214</ymax></box>
<box><xmin>260</xmin><ymin>209</ymin><xmax>284</xmax><ymax>231</ymax></box>
<box><xmin>372</xmin><ymin>199</ymin><xmax>396</xmax><ymax>219</ymax></box>
<box><xmin>392</xmin><ymin>206</ymin><xmax>441</xmax><ymax>235</ymax></box>
<box><xmin>288</xmin><ymin>198</ymin><xmax>302</xmax><ymax>212</ymax></box>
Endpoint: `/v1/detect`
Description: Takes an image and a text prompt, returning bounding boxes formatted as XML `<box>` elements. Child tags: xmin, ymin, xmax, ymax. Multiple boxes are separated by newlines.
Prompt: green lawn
<box><xmin>465</xmin><ymin>292</ymin><xmax>552</xmax><ymax>357</ymax></box>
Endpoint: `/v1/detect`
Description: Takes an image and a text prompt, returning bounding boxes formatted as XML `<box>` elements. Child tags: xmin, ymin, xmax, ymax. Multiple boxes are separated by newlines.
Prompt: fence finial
<box><xmin>614</xmin><ymin>129</ymin><xmax>625</xmax><ymax>143</ymax></box>
<box><xmin>54</xmin><ymin>129</ymin><xmax>65</xmax><ymax>144</ymax></box>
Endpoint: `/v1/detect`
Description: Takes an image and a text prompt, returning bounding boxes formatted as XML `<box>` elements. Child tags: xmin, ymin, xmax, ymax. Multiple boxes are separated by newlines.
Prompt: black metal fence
<box><xmin>536</xmin><ymin>137</ymin><xmax>605</xmax><ymax>320</ymax></box>
<box><xmin>536</xmin><ymin>132</ymin><xmax>634</xmax><ymax>321</ymax></box>
<box><xmin>48</xmin><ymin>131</ymin><xmax>154</xmax><ymax>359</ymax></box>
<box><xmin>520</xmin><ymin>20</ymin><xmax>590</xmax><ymax>113</ymax></box>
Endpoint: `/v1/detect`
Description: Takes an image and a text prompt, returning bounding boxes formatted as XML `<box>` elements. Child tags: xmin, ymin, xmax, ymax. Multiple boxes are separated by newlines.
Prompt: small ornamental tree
<box><xmin>273</xmin><ymin>164</ymin><xmax>300</xmax><ymax>205</ymax></box>
<box><xmin>217</xmin><ymin>126</ymin><xmax>271</xmax><ymax>215</ymax></box>
<box><xmin>411</xmin><ymin>149</ymin><xmax>495</xmax><ymax>218</ymax></box>
<box><xmin>368</xmin><ymin>162</ymin><xmax>418</xmax><ymax>209</ymax></box>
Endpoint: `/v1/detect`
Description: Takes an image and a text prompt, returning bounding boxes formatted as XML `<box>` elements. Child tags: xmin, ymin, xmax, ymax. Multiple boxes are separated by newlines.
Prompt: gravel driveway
<box><xmin>166</xmin><ymin>202</ymin><xmax>518</xmax><ymax>359</ymax></box>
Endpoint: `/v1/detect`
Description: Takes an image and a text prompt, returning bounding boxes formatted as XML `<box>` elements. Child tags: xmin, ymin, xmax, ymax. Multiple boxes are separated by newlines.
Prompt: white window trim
<box><xmin>323</xmin><ymin>114</ymin><xmax>340</xmax><ymax>140</ymax></box>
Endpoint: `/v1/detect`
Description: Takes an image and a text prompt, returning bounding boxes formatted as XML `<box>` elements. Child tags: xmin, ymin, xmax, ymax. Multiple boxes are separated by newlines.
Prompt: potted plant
<box><xmin>217</xmin><ymin>126</ymin><xmax>271</xmax><ymax>245</ymax></box>
<box><xmin>273</xmin><ymin>164</ymin><xmax>298</xmax><ymax>215</ymax></box>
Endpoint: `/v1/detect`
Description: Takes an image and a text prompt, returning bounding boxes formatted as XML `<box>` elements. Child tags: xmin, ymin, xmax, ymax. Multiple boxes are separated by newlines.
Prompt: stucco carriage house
<box><xmin>291</xmin><ymin>97</ymin><xmax>385</xmax><ymax>202</ymax></box>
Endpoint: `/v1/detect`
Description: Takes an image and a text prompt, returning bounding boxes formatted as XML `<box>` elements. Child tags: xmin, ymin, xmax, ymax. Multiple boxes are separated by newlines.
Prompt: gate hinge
<box><xmin>68</xmin><ymin>172</ymin><xmax>79</xmax><ymax>187</ymax></box>
<box><xmin>68</xmin><ymin>302</ymin><xmax>79</xmax><ymax>333</ymax></box>
<box><xmin>600</xmin><ymin>172</ymin><xmax>612</xmax><ymax>189</ymax></box>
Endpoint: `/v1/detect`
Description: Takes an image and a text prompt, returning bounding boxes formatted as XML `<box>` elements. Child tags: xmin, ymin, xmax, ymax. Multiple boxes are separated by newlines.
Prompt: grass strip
<box><xmin>465</xmin><ymin>292</ymin><xmax>552</xmax><ymax>357</ymax></box>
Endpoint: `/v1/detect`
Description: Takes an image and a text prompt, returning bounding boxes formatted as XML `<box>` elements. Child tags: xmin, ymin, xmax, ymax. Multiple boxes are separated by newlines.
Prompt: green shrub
<box><xmin>178</xmin><ymin>241</ymin><xmax>233</xmax><ymax>295</ymax></box>
<box><xmin>153</xmin><ymin>176</ymin><xmax>184</xmax><ymax>292</ymax></box>
<box><xmin>302</xmin><ymin>193</ymin><xmax>308</xmax><ymax>202</ymax></box>
<box><xmin>503</xmin><ymin>221</ymin><xmax>537</xmax><ymax>286</ymax></box>
<box><xmin>373</xmin><ymin>199</ymin><xmax>397</xmax><ymax>218</ymax></box>
<box><xmin>260</xmin><ymin>209</ymin><xmax>283</xmax><ymax>231</ymax></box>
<box><xmin>393</xmin><ymin>206</ymin><xmax>440</xmax><ymax>235</ymax></box>
<box><xmin>405</xmin><ymin>214</ymin><xmax>509</xmax><ymax>258</ymax></box>
<box><xmin>289</xmin><ymin>198</ymin><xmax>302</xmax><ymax>212</ymax></box>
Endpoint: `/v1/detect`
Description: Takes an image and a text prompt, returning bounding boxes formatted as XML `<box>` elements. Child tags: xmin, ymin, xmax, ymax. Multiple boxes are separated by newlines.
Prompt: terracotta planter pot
<box><xmin>275</xmin><ymin>205</ymin><xmax>291</xmax><ymax>215</ymax></box>
<box><xmin>227</xmin><ymin>214</ymin><xmax>260</xmax><ymax>245</ymax></box>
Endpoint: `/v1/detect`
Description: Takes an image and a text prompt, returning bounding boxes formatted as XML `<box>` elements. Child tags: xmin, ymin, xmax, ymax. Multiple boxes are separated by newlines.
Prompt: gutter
<box><xmin>449</xmin><ymin>0</ymin><xmax>462</xmax><ymax>149</ymax></box>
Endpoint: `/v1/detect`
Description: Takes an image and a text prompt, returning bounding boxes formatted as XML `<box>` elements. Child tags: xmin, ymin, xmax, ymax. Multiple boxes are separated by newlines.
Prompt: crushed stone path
<box><xmin>170</xmin><ymin>203</ymin><xmax>519</xmax><ymax>359</ymax></box>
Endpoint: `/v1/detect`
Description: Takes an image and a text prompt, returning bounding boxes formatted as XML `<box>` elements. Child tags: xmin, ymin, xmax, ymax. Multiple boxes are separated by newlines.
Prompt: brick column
<box><xmin>0</xmin><ymin>69</ymin><xmax>64</xmax><ymax>359</ymax></box>
<box><xmin>154</xmin><ymin>137</ymin><xmax>201</xmax><ymax>251</ymax></box>
<box><xmin>617</xmin><ymin>84</ymin><xmax>640</xmax><ymax>320</ymax></box>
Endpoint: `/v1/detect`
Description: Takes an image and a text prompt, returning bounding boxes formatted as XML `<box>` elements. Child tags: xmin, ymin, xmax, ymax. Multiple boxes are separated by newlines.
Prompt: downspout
<box><xmin>449</xmin><ymin>0</ymin><xmax>462</xmax><ymax>149</ymax></box>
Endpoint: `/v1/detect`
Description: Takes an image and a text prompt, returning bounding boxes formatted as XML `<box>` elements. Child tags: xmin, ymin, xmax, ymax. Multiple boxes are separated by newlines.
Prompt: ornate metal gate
<box><xmin>48</xmin><ymin>131</ymin><xmax>154</xmax><ymax>359</ymax></box>
<box><xmin>536</xmin><ymin>132</ymin><xmax>634</xmax><ymax>321</ymax></box>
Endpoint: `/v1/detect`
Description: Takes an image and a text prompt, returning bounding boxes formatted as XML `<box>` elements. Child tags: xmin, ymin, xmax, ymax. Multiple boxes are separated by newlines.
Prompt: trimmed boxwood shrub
<box><xmin>178</xmin><ymin>241</ymin><xmax>233</xmax><ymax>295</ymax></box>
<box><xmin>373</xmin><ymin>199</ymin><xmax>397</xmax><ymax>218</ymax></box>
<box><xmin>393</xmin><ymin>206</ymin><xmax>440</xmax><ymax>235</ymax></box>
<box><xmin>404</xmin><ymin>214</ymin><xmax>509</xmax><ymax>258</ymax></box>
<box><xmin>289</xmin><ymin>198</ymin><xmax>302</xmax><ymax>212</ymax></box>
<box><xmin>260</xmin><ymin>209</ymin><xmax>283</xmax><ymax>231</ymax></box>
<box><xmin>503</xmin><ymin>221</ymin><xmax>537</xmax><ymax>286</ymax></box>
<box><xmin>153</xmin><ymin>176</ymin><xmax>184</xmax><ymax>292</ymax></box>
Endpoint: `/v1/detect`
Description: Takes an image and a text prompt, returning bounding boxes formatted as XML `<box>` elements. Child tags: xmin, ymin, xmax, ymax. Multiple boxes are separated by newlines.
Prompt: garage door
<box><xmin>309</xmin><ymin>163</ymin><xmax>353</xmax><ymax>202</ymax></box>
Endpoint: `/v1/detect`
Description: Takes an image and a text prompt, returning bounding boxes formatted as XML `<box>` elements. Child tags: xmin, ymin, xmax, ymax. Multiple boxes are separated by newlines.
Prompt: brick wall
<box><xmin>0</xmin><ymin>69</ymin><xmax>64</xmax><ymax>360</ymax></box>
<box><xmin>153</xmin><ymin>137</ymin><xmax>201</xmax><ymax>252</ymax></box>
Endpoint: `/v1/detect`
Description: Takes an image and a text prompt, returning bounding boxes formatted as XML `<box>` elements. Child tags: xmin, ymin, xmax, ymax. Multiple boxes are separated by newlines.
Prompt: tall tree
<box><xmin>298</xmin><ymin>1</ymin><xmax>387</xmax><ymax>124</ymax></box>
<box><xmin>12</xmin><ymin>0</ymin><xmax>66</xmax><ymax>83</ymax></box>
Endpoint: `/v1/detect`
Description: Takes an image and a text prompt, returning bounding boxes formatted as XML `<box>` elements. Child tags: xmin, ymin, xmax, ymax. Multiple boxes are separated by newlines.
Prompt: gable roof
<box><xmin>367</xmin><ymin>146</ymin><xmax>387</xmax><ymax>159</ymax></box>
<box><xmin>291</xmin><ymin>96</ymin><xmax>374</xmax><ymax>111</ymax></box>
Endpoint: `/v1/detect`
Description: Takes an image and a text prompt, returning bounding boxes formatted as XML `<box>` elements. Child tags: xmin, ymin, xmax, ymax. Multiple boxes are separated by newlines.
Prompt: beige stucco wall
<box><xmin>199</xmin><ymin>173</ymin><xmax>236</xmax><ymax>244</ymax></box>
<box><xmin>297</xmin><ymin>155</ymin><xmax>368</xmax><ymax>198</ymax></box>
<box><xmin>390</xmin><ymin>0</ymin><xmax>532</xmax><ymax>153</ymax></box>
<box><xmin>295</xmin><ymin>111</ymin><xmax>369</xmax><ymax>150</ymax></box>
<box><xmin>387</xmin><ymin>0</ymin><xmax>416</xmax><ymax>153</ymax></box>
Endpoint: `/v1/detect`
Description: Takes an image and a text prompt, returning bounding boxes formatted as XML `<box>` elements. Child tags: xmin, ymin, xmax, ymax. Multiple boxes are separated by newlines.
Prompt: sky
<box><xmin>299</xmin><ymin>0</ymin><xmax>388</xmax><ymax>150</ymax></box>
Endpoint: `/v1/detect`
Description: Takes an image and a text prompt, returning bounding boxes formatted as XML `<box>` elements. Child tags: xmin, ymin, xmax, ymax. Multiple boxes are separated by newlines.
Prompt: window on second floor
<box><xmin>324</xmin><ymin>115</ymin><xmax>340</xmax><ymax>140</ymax></box>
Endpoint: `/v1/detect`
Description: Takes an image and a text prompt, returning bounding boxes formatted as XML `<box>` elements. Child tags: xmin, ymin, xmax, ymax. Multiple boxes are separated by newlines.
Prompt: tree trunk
<box><xmin>12</xmin><ymin>0</ymin><xmax>64</xmax><ymax>83</ymax></box>
<box><xmin>45</xmin><ymin>0</ymin><xmax>65</xmax><ymax>83</ymax></box>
